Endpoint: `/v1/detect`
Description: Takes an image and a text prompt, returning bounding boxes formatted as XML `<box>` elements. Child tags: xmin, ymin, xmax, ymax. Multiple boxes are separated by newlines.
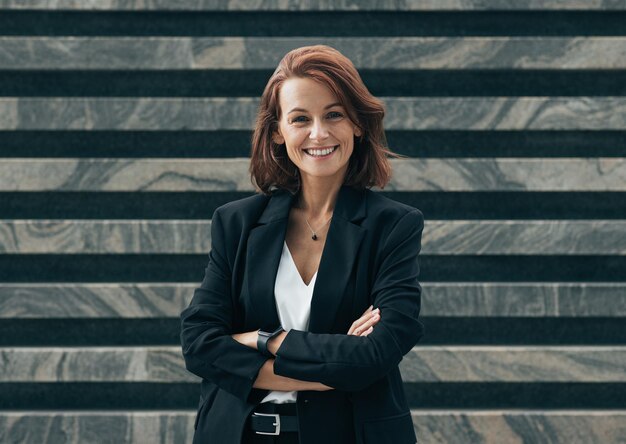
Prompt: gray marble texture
<box><xmin>1</xmin><ymin>219</ymin><xmax>625</xmax><ymax>254</ymax></box>
<box><xmin>0</xmin><ymin>412</ymin><xmax>194</xmax><ymax>444</ymax></box>
<box><xmin>1</xmin><ymin>411</ymin><xmax>624</xmax><ymax>444</ymax></box>
<box><xmin>2</xmin><ymin>282</ymin><xmax>624</xmax><ymax>319</ymax></box>
<box><xmin>422</xmin><ymin>283</ymin><xmax>626</xmax><ymax>317</ymax></box>
<box><xmin>411</xmin><ymin>410</ymin><xmax>626</xmax><ymax>444</ymax></box>
<box><xmin>0</xmin><ymin>347</ymin><xmax>194</xmax><ymax>382</ymax></box>
<box><xmin>2</xmin><ymin>37</ymin><xmax>626</xmax><ymax>69</ymax></box>
<box><xmin>0</xmin><ymin>0</ymin><xmax>624</xmax><ymax>10</ymax></box>
<box><xmin>2</xmin><ymin>158</ymin><xmax>625</xmax><ymax>191</ymax></box>
<box><xmin>400</xmin><ymin>346</ymin><xmax>626</xmax><ymax>383</ymax></box>
<box><xmin>2</xmin><ymin>346</ymin><xmax>625</xmax><ymax>383</ymax></box>
<box><xmin>0</xmin><ymin>283</ymin><xmax>192</xmax><ymax>318</ymax></box>
<box><xmin>0</xmin><ymin>97</ymin><xmax>625</xmax><ymax>130</ymax></box>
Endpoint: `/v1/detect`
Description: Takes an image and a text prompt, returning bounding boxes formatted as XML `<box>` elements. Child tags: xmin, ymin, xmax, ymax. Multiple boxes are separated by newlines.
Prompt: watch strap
<box><xmin>257</xmin><ymin>326</ymin><xmax>284</xmax><ymax>358</ymax></box>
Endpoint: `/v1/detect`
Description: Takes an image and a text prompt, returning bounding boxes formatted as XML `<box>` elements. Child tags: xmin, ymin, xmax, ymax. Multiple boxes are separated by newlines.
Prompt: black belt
<box><xmin>249</xmin><ymin>403</ymin><xmax>299</xmax><ymax>435</ymax></box>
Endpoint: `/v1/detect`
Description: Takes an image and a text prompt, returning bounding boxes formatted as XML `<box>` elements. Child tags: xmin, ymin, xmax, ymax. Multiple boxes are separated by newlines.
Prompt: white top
<box><xmin>260</xmin><ymin>240</ymin><xmax>318</xmax><ymax>404</ymax></box>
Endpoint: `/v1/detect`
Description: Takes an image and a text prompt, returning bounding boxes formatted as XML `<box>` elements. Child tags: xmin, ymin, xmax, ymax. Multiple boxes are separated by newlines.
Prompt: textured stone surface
<box><xmin>0</xmin><ymin>283</ymin><xmax>192</xmax><ymax>318</ymax></box>
<box><xmin>0</xmin><ymin>412</ymin><xmax>194</xmax><ymax>444</ymax></box>
<box><xmin>0</xmin><ymin>0</ymin><xmax>624</xmax><ymax>10</ymax></box>
<box><xmin>3</xmin><ymin>282</ymin><xmax>624</xmax><ymax>318</ymax></box>
<box><xmin>0</xmin><ymin>410</ymin><xmax>624</xmax><ymax>444</ymax></box>
<box><xmin>2</xmin><ymin>37</ymin><xmax>626</xmax><ymax>69</ymax></box>
<box><xmin>1</xmin><ymin>219</ymin><xmax>625</xmax><ymax>254</ymax></box>
<box><xmin>1</xmin><ymin>97</ymin><xmax>625</xmax><ymax>130</ymax></box>
<box><xmin>422</xmin><ymin>283</ymin><xmax>626</xmax><ymax>317</ymax></box>
<box><xmin>411</xmin><ymin>410</ymin><xmax>626</xmax><ymax>444</ymax></box>
<box><xmin>401</xmin><ymin>346</ymin><xmax>626</xmax><ymax>382</ymax></box>
<box><xmin>2</xmin><ymin>158</ymin><xmax>625</xmax><ymax>191</ymax></box>
<box><xmin>2</xmin><ymin>346</ymin><xmax>624</xmax><ymax>383</ymax></box>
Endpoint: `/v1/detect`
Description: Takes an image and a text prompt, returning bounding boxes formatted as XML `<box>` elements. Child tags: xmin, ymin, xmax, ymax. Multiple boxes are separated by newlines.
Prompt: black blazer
<box><xmin>180</xmin><ymin>184</ymin><xmax>425</xmax><ymax>444</ymax></box>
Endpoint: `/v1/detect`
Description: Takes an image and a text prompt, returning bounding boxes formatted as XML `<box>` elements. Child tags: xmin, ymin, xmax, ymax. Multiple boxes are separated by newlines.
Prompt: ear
<box><xmin>272</xmin><ymin>128</ymin><xmax>285</xmax><ymax>145</ymax></box>
<box><xmin>354</xmin><ymin>126</ymin><xmax>362</xmax><ymax>137</ymax></box>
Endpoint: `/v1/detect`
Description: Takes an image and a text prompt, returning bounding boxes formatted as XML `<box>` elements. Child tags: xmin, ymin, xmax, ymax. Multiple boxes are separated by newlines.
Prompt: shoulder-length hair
<box><xmin>249</xmin><ymin>44</ymin><xmax>405</xmax><ymax>196</ymax></box>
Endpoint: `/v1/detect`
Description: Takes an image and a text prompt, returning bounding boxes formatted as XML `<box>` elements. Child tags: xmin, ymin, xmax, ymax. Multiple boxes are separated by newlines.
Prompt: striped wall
<box><xmin>0</xmin><ymin>2</ymin><xmax>625</xmax><ymax>443</ymax></box>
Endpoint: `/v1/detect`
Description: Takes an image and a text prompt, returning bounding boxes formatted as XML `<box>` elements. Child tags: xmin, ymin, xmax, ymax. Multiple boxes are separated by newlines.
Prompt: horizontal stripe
<box><xmin>1</xmin><ymin>346</ymin><xmax>624</xmax><ymax>383</ymax></box>
<box><xmin>1</xmin><ymin>191</ymin><xmax>625</xmax><ymax>220</ymax></box>
<box><xmin>1</xmin><ymin>97</ymin><xmax>624</xmax><ymax>130</ymax></box>
<box><xmin>1</xmin><ymin>219</ymin><xmax>625</xmax><ymax>254</ymax></box>
<box><xmin>1</xmin><ymin>158</ymin><xmax>624</xmax><ymax>191</ymax></box>
<box><xmin>1</xmin><ymin>37</ymin><xmax>626</xmax><ymax>69</ymax></box>
<box><xmin>2</xmin><ymin>282</ymin><xmax>624</xmax><ymax>318</ymax></box>
<box><xmin>1</xmin><ymin>11</ymin><xmax>626</xmax><ymax>38</ymax></box>
<box><xmin>1</xmin><ymin>255</ymin><xmax>625</xmax><ymax>283</ymax></box>
<box><xmin>0</xmin><ymin>0</ymin><xmax>624</xmax><ymax>11</ymax></box>
<box><xmin>1</xmin><ymin>317</ymin><xmax>623</xmax><ymax>346</ymax></box>
<box><xmin>0</xmin><ymin>410</ymin><xmax>623</xmax><ymax>444</ymax></box>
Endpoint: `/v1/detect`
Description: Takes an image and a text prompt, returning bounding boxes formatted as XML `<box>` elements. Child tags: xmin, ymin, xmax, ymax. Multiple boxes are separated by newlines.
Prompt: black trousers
<box><xmin>242</xmin><ymin>402</ymin><xmax>300</xmax><ymax>444</ymax></box>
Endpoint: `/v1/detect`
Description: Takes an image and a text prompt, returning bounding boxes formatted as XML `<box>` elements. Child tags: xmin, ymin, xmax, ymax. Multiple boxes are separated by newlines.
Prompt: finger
<box><xmin>360</xmin><ymin>326</ymin><xmax>374</xmax><ymax>337</ymax></box>
<box><xmin>352</xmin><ymin>311</ymin><xmax>380</xmax><ymax>336</ymax></box>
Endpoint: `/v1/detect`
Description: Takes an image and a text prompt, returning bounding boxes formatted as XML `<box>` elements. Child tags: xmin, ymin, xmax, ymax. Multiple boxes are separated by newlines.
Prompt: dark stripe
<box><xmin>0</xmin><ymin>11</ymin><xmax>625</xmax><ymax>36</ymax></box>
<box><xmin>404</xmin><ymin>382</ymin><xmax>626</xmax><ymax>409</ymax></box>
<box><xmin>2</xmin><ymin>70</ymin><xmax>626</xmax><ymax>96</ymax></box>
<box><xmin>1</xmin><ymin>192</ymin><xmax>625</xmax><ymax>219</ymax></box>
<box><xmin>0</xmin><ymin>383</ymin><xmax>197</xmax><ymax>409</ymax></box>
<box><xmin>0</xmin><ymin>319</ymin><xmax>180</xmax><ymax>346</ymax></box>
<box><xmin>1</xmin><ymin>130</ymin><xmax>624</xmax><ymax>158</ymax></box>
<box><xmin>0</xmin><ymin>255</ymin><xmax>624</xmax><ymax>283</ymax></box>
<box><xmin>421</xmin><ymin>317</ymin><xmax>626</xmax><ymax>345</ymax></box>
<box><xmin>0</xmin><ymin>382</ymin><xmax>623</xmax><ymax>409</ymax></box>
<box><xmin>0</xmin><ymin>318</ymin><xmax>623</xmax><ymax>346</ymax></box>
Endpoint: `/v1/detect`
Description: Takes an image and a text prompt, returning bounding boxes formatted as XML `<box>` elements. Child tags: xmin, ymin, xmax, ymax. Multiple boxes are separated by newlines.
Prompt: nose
<box><xmin>309</xmin><ymin>118</ymin><xmax>329</xmax><ymax>141</ymax></box>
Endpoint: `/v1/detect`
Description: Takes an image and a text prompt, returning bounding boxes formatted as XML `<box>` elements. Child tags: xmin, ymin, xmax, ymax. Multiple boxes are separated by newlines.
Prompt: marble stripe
<box><xmin>0</xmin><ymin>409</ymin><xmax>626</xmax><ymax>444</ymax></box>
<box><xmin>1</xmin><ymin>158</ymin><xmax>625</xmax><ymax>191</ymax></box>
<box><xmin>1</xmin><ymin>219</ymin><xmax>625</xmax><ymax>254</ymax></box>
<box><xmin>0</xmin><ymin>347</ymin><xmax>196</xmax><ymax>382</ymax></box>
<box><xmin>1</xmin><ymin>97</ymin><xmax>624</xmax><ymax>130</ymax></box>
<box><xmin>0</xmin><ymin>0</ymin><xmax>623</xmax><ymax>10</ymax></box>
<box><xmin>2</xmin><ymin>283</ymin><xmax>624</xmax><ymax>319</ymax></box>
<box><xmin>411</xmin><ymin>410</ymin><xmax>626</xmax><ymax>444</ymax></box>
<box><xmin>1</xmin><ymin>346</ymin><xmax>624</xmax><ymax>383</ymax></box>
<box><xmin>2</xmin><ymin>37</ymin><xmax>626</xmax><ymax>70</ymax></box>
<box><xmin>1</xmin><ymin>411</ymin><xmax>624</xmax><ymax>444</ymax></box>
<box><xmin>423</xmin><ymin>283</ymin><xmax>626</xmax><ymax>317</ymax></box>
<box><xmin>0</xmin><ymin>411</ymin><xmax>194</xmax><ymax>444</ymax></box>
<box><xmin>401</xmin><ymin>346</ymin><xmax>626</xmax><ymax>382</ymax></box>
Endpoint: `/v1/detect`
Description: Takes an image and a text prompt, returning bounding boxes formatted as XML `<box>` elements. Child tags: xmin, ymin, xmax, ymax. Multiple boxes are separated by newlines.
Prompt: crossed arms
<box><xmin>180</xmin><ymin>207</ymin><xmax>424</xmax><ymax>403</ymax></box>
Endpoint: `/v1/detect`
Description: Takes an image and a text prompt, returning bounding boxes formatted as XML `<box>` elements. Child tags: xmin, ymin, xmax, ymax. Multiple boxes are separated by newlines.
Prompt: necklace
<box><xmin>304</xmin><ymin>215</ymin><xmax>333</xmax><ymax>240</ymax></box>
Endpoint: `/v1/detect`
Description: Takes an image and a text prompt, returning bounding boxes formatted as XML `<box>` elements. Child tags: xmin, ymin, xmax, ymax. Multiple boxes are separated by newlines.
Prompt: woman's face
<box><xmin>272</xmin><ymin>77</ymin><xmax>362</xmax><ymax>184</ymax></box>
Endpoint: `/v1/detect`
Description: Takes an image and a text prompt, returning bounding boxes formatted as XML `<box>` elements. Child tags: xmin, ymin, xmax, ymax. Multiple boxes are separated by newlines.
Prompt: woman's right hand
<box><xmin>347</xmin><ymin>305</ymin><xmax>380</xmax><ymax>337</ymax></box>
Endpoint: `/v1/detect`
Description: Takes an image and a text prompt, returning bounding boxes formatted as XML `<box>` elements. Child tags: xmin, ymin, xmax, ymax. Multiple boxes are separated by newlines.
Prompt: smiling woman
<box><xmin>180</xmin><ymin>45</ymin><xmax>424</xmax><ymax>444</ymax></box>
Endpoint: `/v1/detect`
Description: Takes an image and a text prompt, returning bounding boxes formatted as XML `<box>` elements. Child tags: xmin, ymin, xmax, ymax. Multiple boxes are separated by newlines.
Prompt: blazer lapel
<box><xmin>246</xmin><ymin>185</ymin><xmax>367</xmax><ymax>333</ymax></box>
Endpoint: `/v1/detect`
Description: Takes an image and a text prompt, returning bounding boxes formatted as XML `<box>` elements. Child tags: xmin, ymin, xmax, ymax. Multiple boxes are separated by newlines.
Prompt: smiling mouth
<box><xmin>303</xmin><ymin>145</ymin><xmax>339</xmax><ymax>157</ymax></box>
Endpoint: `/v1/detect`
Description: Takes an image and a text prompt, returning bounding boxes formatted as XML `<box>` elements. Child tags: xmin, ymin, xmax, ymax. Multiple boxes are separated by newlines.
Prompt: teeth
<box><xmin>306</xmin><ymin>146</ymin><xmax>337</xmax><ymax>156</ymax></box>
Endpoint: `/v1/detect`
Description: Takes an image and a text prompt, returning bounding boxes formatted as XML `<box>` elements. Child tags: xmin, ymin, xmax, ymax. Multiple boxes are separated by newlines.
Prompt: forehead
<box><xmin>279</xmin><ymin>77</ymin><xmax>339</xmax><ymax>109</ymax></box>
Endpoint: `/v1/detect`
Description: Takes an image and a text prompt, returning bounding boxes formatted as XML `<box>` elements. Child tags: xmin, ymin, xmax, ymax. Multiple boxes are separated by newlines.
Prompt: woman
<box><xmin>180</xmin><ymin>45</ymin><xmax>425</xmax><ymax>444</ymax></box>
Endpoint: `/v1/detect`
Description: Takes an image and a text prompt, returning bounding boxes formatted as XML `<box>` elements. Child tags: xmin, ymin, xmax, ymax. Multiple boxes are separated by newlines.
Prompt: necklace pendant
<box><xmin>312</xmin><ymin>233</ymin><xmax>318</xmax><ymax>240</ymax></box>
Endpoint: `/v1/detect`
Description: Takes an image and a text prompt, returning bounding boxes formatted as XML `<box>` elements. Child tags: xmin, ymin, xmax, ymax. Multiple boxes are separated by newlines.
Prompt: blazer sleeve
<box><xmin>180</xmin><ymin>207</ymin><xmax>270</xmax><ymax>403</ymax></box>
<box><xmin>273</xmin><ymin>208</ymin><xmax>425</xmax><ymax>392</ymax></box>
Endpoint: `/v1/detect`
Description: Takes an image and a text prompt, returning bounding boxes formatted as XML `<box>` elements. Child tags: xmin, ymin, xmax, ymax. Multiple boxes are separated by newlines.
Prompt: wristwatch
<box><xmin>257</xmin><ymin>326</ymin><xmax>284</xmax><ymax>357</ymax></box>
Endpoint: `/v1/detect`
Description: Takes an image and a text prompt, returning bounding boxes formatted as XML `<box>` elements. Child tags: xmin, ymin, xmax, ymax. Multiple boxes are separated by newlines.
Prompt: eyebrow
<box><xmin>287</xmin><ymin>102</ymin><xmax>343</xmax><ymax>114</ymax></box>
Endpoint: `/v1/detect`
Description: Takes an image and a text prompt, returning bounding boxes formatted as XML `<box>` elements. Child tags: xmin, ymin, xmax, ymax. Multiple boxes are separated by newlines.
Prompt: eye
<box><xmin>328</xmin><ymin>111</ymin><xmax>343</xmax><ymax>119</ymax></box>
<box><xmin>291</xmin><ymin>116</ymin><xmax>308</xmax><ymax>123</ymax></box>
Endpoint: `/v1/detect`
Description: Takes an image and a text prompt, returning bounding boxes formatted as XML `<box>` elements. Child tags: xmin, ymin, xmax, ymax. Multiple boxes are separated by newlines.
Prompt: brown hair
<box><xmin>249</xmin><ymin>44</ymin><xmax>405</xmax><ymax>195</ymax></box>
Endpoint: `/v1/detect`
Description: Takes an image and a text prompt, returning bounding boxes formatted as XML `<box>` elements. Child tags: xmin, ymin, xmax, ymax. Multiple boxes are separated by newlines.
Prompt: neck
<box><xmin>295</xmin><ymin>176</ymin><xmax>343</xmax><ymax>220</ymax></box>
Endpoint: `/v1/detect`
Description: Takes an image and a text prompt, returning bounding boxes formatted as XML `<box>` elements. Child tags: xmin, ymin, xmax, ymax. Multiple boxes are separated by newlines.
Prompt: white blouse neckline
<box><xmin>283</xmin><ymin>240</ymin><xmax>318</xmax><ymax>287</ymax></box>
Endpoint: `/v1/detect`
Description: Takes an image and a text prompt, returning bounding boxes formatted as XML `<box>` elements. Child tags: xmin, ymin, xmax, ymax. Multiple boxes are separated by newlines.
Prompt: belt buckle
<box><xmin>254</xmin><ymin>412</ymin><xmax>281</xmax><ymax>435</ymax></box>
